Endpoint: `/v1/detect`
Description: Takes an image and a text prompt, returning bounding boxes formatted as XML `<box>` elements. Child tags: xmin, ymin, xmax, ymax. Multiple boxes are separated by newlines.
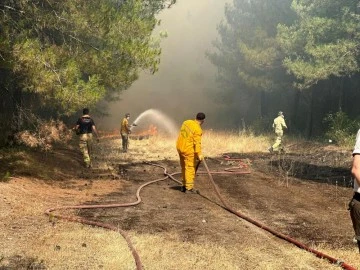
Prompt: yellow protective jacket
<box><xmin>272</xmin><ymin>116</ymin><xmax>287</xmax><ymax>133</ymax></box>
<box><xmin>176</xmin><ymin>119</ymin><xmax>203</xmax><ymax>156</ymax></box>
<box><xmin>120</xmin><ymin>118</ymin><xmax>130</xmax><ymax>135</ymax></box>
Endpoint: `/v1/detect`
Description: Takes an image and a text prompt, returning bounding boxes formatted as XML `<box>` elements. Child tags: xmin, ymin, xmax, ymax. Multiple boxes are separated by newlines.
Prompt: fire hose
<box><xmin>44</xmin><ymin>156</ymin><xmax>356</xmax><ymax>270</ymax></box>
<box><xmin>195</xmin><ymin>158</ymin><xmax>355</xmax><ymax>270</ymax></box>
<box><xmin>43</xmin><ymin>157</ymin><xmax>242</xmax><ymax>269</ymax></box>
<box><xmin>45</xmin><ymin>174</ymin><xmax>171</xmax><ymax>270</ymax></box>
<box><xmin>147</xmin><ymin>159</ymin><xmax>356</xmax><ymax>269</ymax></box>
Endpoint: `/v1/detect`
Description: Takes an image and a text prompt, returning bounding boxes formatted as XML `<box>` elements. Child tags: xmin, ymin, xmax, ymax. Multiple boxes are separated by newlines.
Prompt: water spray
<box><xmin>131</xmin><ymin>108</ymin><xmax>178</xmax><ymax>137</ymax></box>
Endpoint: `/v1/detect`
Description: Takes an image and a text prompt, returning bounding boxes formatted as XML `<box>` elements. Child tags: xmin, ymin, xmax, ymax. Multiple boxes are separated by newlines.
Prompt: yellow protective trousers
<box><xmin>178</xmin><ymin>152</ymin><xmax>197</xmax><ymax>190</ymax></box>
<box><xmin>79</xmin><ymin>133</ymin><xmax>93</xmax><ymax>166</ymax></box>
<box><xmin>272</xmin><ymin>130</ymin><xmax>283</xmax><ymax>151</ymax></box>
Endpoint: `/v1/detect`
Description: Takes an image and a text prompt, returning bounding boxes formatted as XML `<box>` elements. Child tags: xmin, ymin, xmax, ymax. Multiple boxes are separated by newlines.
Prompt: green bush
<box><xmin>323</xmin><ymin>111</ymin><xmax>359</xmax><ymax>147</ymax></box>
<box><xmin>1</xmin><ymin>171</ymin><xmax>11</xmax><ymax>182</ymax></box>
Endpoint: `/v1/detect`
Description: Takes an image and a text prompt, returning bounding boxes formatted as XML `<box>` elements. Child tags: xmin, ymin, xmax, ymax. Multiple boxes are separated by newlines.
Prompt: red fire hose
<box><xmin>45</xmin><ymin>156</ymin><xmax>356</xmax><ymax>270</ymax></box>
<box><xmin>196</xmin><ymin>158</ymin><xmax>355</xmax><ymax>270</ymax></box>
<box><xmin>153</xmin><ymin>159</ymin><xmax>356</xmax><ymax>270</ymax></box>
<box><xmin>45</xmin><ymin>174</ymin><xmax>171</xmax><ymax>270</ymax></box>
<box><xmin>196</xmin><ymin>154</ymin><xmax>251</xmax><ymax>175</ymax></box>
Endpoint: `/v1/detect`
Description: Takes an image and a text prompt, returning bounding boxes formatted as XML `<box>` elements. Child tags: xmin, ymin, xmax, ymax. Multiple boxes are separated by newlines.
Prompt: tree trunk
<box><xmin>338</xmin><ymin>77</ymin><xmax>344</xmax><ymax>112</ymax></box>
<box><xmin>305</xmin><ymin>89</ymin><xmax>314</xmax><ymax>139</ymax></box>
<box><xmin>260</xmin><ymin>90</ymin><xmax>267</xmax><ymax>118</ymax></box>
<box><xmin>0</xmin><ymin>70</ymin><xmax>19</xmax><ymax>145</ymax></box>
<box><xmin>291</xmin><ymin>89</ymin><xmax>300</xmax><ymax>132</ymax></box>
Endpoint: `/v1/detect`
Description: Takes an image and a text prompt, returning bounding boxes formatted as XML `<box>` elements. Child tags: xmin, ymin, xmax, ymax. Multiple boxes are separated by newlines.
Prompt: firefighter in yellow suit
<box><xmin>176</xmin><ymin>112</ymin><xmax>205</xmax><ymax>194</ymax></box>
<box><xmin>269</xmin><ymin>111</ymin><xmax>287</xmax><ymax>153</ymax></box>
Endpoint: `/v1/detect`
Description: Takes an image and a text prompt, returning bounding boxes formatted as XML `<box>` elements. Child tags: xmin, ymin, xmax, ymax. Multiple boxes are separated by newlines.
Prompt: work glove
<box><xmin>198</xmin><ymin>154</ymin><xmax>204</xmax><ymax>161</ymax></box>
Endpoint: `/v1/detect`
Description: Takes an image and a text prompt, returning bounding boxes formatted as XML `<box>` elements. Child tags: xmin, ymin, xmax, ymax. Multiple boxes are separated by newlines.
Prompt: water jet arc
<box><xmin>132</xmin><ymin>109</ymin><xmax>178</xmax><ymax>137</ymax></box>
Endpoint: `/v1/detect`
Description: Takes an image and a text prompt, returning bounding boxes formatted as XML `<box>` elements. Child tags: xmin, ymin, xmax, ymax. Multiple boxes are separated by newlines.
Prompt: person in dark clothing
<box><xmin>75</xmin><ymin>108</ymin><xmax>99</xmax><ymax>168</ymax></box>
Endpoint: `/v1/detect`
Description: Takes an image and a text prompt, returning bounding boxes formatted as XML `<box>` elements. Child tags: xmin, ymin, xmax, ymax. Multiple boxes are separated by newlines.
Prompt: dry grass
<box><xmin>1</xmin><ymin>131</ymin><xmax>359</xmax><ymax>269</ymax></box>
<box><xmin>202</xmin><ymin>130</ymin><xmax>270</xmax><ymax>157</ymax></box>
<box><xmin>27</xmin><ymin>224</ymin><xmax>135</xmax><ymax>269</ymax></box>
<box><xmin>100</xmin><ymin>131</ymin><xmax>272</xmax><ymax>165</ymax></box>
<box><xmin>130</xmin><ymin>232</ymin><xmax>342</xmax><ymax>270</ymax></box>
<box><xmin>0</xmin><ymin>177</ymin><xmax>129</xmax><ymax>269</ymax></box>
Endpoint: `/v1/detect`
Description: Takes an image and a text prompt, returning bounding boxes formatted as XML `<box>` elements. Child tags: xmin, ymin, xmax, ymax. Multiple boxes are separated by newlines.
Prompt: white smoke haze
<box><xmin>101</xmin><ymin>0</ymin><xmax>231</xmax><ymax>132</ymax></box>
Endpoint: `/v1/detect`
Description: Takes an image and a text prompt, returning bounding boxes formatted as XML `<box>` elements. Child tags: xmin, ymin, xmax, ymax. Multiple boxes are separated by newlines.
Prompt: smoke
<box><xmin>101</xmin><ymin>0</ymin><xmax>231</xmax><ymax>131</ymax></box>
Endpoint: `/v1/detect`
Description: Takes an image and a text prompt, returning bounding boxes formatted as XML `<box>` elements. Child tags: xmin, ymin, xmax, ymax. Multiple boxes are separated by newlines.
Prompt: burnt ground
<box><xmin>78</xmin><ymin>149</ymin><xmax>354</xmax><ymax>250</ymax></box>
<box><xmin>0</xmin><ymin>138</ymin><xmax>357</xmax><ymax>269</ymax></box>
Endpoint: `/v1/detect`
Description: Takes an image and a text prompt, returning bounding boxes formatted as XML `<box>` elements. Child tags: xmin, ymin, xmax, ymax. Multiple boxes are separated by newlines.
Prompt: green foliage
<box><xmin>1</xmin><ymin>171</ymin><xmax>11</xmax><ymax>182</ymax></box>
<box><xmin>1</xmin><ymin>0</ymin><xmax>174</xmax><ymax>115</ymax></box>
<box><xmin>323</xmin><ymin>111</ymin><xmax>359</xmax><ymax>146</ymax></box>
<box><xmin>207</xmin><ymin>0</ymin><xmax>296</xmax><ymax>122</ymax></box>
<box><xmin>208</xmin><ymin>0</ymin><xmax>295</xmax><ymax>90</ymax></box>
<box><xmin>277</xmin><ymin>0</ymin><xmax>360</xmax><ymax>89</ymax></box>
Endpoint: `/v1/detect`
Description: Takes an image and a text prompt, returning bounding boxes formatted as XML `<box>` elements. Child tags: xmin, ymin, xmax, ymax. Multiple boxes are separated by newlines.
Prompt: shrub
<box><xmin>1</xmin><ymin>171</ymin><xmax>11</xmax><ymax>182</ymax></box>
<box><xmin>14</xmin><ymin>119</ymin><xmax>72</xmax><ymax>151</ymax></box>
<box><xmin>323</xmin><ymin>111</ymin><xmax>359</xmax><ymax>147</ymax></box>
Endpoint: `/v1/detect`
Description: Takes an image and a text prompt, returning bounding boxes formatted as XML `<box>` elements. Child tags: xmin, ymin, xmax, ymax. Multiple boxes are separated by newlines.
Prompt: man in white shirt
<box><xmin>350</xmin><ymin>129</ymin><xmax>360</xmax><ymax>252</ymax></box>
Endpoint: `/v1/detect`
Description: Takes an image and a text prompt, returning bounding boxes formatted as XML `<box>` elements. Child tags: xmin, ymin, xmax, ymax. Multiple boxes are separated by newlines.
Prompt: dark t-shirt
<box><xmin>76</xmin><ymin>116</ymin><xmax>95</xmax><ymax>134</ymax></box>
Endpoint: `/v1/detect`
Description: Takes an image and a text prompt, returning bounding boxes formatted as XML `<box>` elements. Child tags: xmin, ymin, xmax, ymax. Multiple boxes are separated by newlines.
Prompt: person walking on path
<box><xmin>269</xmin><ymin>111</ymin><xmax>287</xmax><ymax>153</ymax></box>
<box><xmin>349</xmin><ymin>129</ymin><xmax>360</xmax><ymax>253</ymax></box>
<box><xmin>75</xmin><ymin>108</ymin><xmax>99</xmax><ymax>168</ymax></box>
<box><xmin>120</xmin><ymin>113</ymin><xmax>132</xmax><ymax>152</ymax></box>
<box><xmin>176</xmin><ymin>112</ymin><xmax>205</xmax><ymax>194</ymax></box>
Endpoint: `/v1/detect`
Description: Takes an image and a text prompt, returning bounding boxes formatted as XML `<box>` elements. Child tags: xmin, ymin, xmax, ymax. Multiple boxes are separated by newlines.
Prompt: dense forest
<box><xmin>208</xmin><ymin>0</ymin><xmax>360</xmax><ymax>139</ymax></box>
<box><xmin>0</xmin><ymin>0</ymin><xmax>360</xmax><ymax>146</ymax></box>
